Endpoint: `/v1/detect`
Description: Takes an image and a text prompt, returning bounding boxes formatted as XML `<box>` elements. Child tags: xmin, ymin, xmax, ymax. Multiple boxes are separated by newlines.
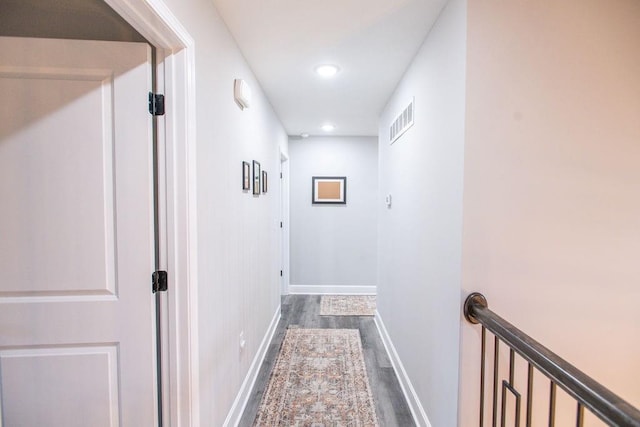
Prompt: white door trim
<box><xmin>280</xmin><ymin>149</ymin><xmax>290</xmax><ymax>296</ymax></box>
<box><xmin>102</xmin><ymin>1</ymin><xmax>199</xmax><ymax>426</ymax></box>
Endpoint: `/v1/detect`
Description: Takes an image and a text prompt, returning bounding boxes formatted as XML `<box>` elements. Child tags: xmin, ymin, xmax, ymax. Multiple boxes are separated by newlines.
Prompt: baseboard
<box><xmin>288</xmin><ymin>284</ymin><xmax>376</xmax><ymax>295</ymax></box>
<box><xmin>374</xmin><ymin>312</ymin><xmax>432</xmax><ymax>427</ymax></box>
<box><xmin>223</xmin><ymin>305</ymin><xmax>281</xmax><ymax>427</ymax></box>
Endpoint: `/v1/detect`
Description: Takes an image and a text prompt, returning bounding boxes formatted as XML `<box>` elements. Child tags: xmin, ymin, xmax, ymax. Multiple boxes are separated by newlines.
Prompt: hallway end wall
<box><xmin>160</xmin><ymin>0</ymin><xmax>288</xmax><ymax>424</ymax></box>
<box><xmin>377</xmin><ymin>0</ymin><xmax>467</xmax><ymax>425</ymax></box>
<box><xmin>459</xmin><ymin>0</ymin><xmax>640</xmax><ymax>424</ymax></box>
<box><xmin>289</xmin><ymin>136</ymin><xmax>378</xmax><ymax>293</ymax></box>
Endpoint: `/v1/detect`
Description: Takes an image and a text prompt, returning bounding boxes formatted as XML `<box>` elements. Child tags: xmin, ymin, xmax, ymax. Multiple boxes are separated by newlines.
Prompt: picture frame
<box><xmin>252</xmin><ymin>160</ymin><xmax>261</xmax><ymax>195</ymax></box>
<box><xmin>312</xmin><ymin>176</ymin><xmax>346</xmax><ymax>204</ymax></box>
<box><xmin>242</xmin><ymin>161</ymin><xmax>250</xmax><ymax>190</ymax></box>
<box><xmin>262</xmin><ymin>171</ymin><xmax>268</xmax><ymax>193</ymax></box>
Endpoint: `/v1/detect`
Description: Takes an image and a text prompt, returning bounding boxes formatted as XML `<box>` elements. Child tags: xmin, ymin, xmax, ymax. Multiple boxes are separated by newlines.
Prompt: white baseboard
<box><xmin>374</xmin><ymin>312</ymin><xmax>432</xmax><ymax>427</ymax></box>
<box><xmin>288</xmin><ymin>284</ymin><xmax>376</xmax><ymax>295</ymax></box>
<box><xmin>223</xmin><ymin>306</ymin><xmax>281</xmax><ymax>427</ymax></box>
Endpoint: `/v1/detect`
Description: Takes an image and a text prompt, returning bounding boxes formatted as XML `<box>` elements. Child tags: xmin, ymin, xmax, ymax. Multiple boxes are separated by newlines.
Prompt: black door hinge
<box><xmin>152</xmin><ymin>270</ymin><xmax>168</xmax><ymax>293</ymax></box>
<box><xmin>149</xmin><ymin>92</ymin><xmax>165</xmax><ymax>116</ymax></box>
<box><xmin>280</xmin><ymin>172</ymin><xmax>283</xmax><ymax>179</ymax></box>
<box><xmin>280</xmin><ymin>270</ymin><xmax>283</xmax><ymax>277</ymax></box>
<box><xmin>280</xmin><ymin>221</ymin><xmax>283</xmax><ymax>228</ymax></box>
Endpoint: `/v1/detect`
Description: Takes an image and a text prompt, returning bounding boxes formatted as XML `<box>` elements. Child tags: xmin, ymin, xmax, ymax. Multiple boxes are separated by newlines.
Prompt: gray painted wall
<box><xmin>377</xmin><ymin>0</ymin><xmax>467</xmax><ymax>425</ymax></box>
<box><xmin>289</xmin><ymin>136</ymin><xmax>378</xmax><ymax>291</ymax></box>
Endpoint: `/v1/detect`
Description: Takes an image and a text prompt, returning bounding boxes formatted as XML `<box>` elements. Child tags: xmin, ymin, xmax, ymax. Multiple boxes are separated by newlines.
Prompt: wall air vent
<box><xmin>389</xmin><ymin>97</ymin><xmax>415</xmax><ymax>144</ymax></box>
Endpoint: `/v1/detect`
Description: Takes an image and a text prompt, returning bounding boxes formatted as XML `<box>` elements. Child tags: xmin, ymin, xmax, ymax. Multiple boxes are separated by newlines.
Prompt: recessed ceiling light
<box><xmin>321</xmin><ymin>124</ymin><xmax>335</xmax><ymax>132</ymax></box>
<box><xmin>300</xmin><ymin>133</ymin><xmax>309</xmax><ymax>138</ymax></box>
<box><xmin>315</xmin><ymin>64</ymin><xmax>339</xmax><ymax>78</ymax></box>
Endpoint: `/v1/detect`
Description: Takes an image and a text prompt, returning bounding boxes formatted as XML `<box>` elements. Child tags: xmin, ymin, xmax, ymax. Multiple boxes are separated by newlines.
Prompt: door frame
<box><xmin>103</xmin><ymin>1</ymin><xmax>199</xmax><ymax>426</ymax></box>
<box><xmin>279</xmin><ymin>149</ymin><xmax>290</xmax><ymax>296</ymax></box>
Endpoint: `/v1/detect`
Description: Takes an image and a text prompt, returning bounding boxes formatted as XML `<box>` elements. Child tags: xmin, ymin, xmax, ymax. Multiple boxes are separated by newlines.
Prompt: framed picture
<box><xmin>262</xmin><ymin>171</ymin><xmax>268</xmax><ymax>193</ymax></box>
<box><xmin>242</xmin><ymin>161</ymin><xmax>250</xmax><ymax>190</ymax></box>
<box><xmin>312</xmin><ymin>176</ymin><xmax>346</xmax><ymax>204</ymax></box>
<box><xmin>252</xmin><ymin>160</ymin><xmax>261</xmax><ymax>195</ymax></box>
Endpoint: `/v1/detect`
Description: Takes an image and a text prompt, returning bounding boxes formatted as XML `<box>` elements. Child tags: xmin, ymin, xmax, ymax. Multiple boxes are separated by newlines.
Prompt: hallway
<box><xmin>238</xmin><ymin>295</ymin><xmax>415</xmax><ymax>426</ymax></box>
<box><xmin>1</xmin><ymin>0</ymin><xmax>639</xmax><ymax>425</ymax></box>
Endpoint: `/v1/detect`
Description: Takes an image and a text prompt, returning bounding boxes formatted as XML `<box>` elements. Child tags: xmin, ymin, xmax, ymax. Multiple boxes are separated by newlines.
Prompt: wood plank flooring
<box><xmin>238</xmin><ymin>294</ymin><xmax>416</xmax><ymax>426</ymax></box>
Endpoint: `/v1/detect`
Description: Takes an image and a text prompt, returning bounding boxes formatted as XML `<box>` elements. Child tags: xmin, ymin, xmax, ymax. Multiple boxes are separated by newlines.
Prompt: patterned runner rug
<box><xmin>319</xmin><ymin>295</ymin><xmax>376</xmax><ymax>316</ymax></box>
<box><xmin>254</xmin><ymin>328</ymin><xmax>379</xmax><ymax>426</ymax></box>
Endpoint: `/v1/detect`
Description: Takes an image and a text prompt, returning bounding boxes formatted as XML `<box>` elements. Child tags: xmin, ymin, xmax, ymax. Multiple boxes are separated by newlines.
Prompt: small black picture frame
<box><xmin>253</xmin><ymin>160</ymin><xmax>261</xmax><ymax>195</ymax></box>
<box><xmin>262</xmin><ymin>171</ymin><xmax>268</xmax><ymax>193</ymax></box>
<box><xmin>242</xmin><ymin>161</ymin><xmax>250</xmax><ymax>190</ymax></box>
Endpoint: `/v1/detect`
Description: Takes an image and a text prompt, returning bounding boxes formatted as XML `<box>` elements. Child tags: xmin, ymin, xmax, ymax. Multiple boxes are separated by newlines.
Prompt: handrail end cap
<box><xmin>464</xmin><ymin>292</ymin><xmax>488</xmax><ymax>324</ymax></box>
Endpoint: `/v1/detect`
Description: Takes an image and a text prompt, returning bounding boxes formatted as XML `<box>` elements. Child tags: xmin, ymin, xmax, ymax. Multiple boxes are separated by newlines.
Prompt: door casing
<box><xmin>280</xmin><ymin>149</ymin><xmax>290</xmax><ymax>296</ymax></box>
<box><xmin>102</xmin><ymin>1</ymin><xmax>199</xmax><ymax>425</ymax></box>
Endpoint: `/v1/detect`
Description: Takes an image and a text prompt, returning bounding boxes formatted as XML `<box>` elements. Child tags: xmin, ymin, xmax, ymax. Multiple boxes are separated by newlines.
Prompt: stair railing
<box><xmin>464</xmin><ymin>292</ymin><xmax>640</xmax><ymax>427</ymax></box>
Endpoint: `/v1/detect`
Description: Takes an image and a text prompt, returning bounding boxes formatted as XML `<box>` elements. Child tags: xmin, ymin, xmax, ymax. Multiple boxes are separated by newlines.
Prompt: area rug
<box><xmin>254</xmin><ymin>328</ymin><xmax>379</xmax><ymax>426</ymax></box>
<box><xmin>319</xmin><ymin>295</ymin><xmax>376</xmax><ymax>316</ymax></box>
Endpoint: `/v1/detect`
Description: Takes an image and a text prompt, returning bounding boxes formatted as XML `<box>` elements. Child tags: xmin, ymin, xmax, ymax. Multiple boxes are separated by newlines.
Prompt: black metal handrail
<box><xmin>464</xmin><ymin>292</ymin><xmax>640</xmax><ymax>427</ymax></box>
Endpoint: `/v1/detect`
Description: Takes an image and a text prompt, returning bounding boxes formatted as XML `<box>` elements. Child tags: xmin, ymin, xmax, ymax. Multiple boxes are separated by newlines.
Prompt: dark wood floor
<box><xmin>238</xmin><ymin>294</ymin><xmax>416</xmax><ymax>426</ymax></box>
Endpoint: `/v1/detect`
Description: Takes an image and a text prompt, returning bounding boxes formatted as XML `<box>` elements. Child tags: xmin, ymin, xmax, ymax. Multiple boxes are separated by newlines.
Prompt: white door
<box><xmin>0</xmin><ymin>37</ymin><xmax>157</xmax><ymax>426</ymax></box>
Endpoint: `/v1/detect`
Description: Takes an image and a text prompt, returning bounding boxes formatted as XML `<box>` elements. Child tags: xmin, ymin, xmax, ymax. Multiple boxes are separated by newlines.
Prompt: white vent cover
<box><xmin>234</xmin><ymin>79</ymin><xmax>251</xmax><ymax>110</ymax></box>
<box><xmin>389</xmin><ymin>97</ymin><xmax>414</xmax><ymax>144</ymax></box>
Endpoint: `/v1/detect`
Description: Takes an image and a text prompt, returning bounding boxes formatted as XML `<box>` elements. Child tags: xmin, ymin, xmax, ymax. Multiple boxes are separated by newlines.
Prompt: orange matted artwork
<box><xmin>312</xmin><ymin>176</ymin><xmax>346</xmax><ymax>204</ymax></box>
<box><xmin>318</xmin><ymin>181</ymin><xmax>340</xmax><ymax>199</ymax></box>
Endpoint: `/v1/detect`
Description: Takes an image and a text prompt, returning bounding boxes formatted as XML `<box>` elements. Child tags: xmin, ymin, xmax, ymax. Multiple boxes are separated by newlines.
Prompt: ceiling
<box><xmin>211</xmin><ymin>0</ymin><xmax>448</xmax><ymax>136</ymax></box>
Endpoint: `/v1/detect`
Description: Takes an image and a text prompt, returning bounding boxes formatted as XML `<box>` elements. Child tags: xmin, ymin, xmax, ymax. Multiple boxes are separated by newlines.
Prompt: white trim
<box><xmin>374</xmin><ymin>312</ymin><xmax>432</xmax><ymax>427</ymax></box>
<box><xmin>102</xmin><ymin>1</ymin><xmax>199</xmax><ymax>426</ymax></box>
<box><xmin>104</xmin><ymin>0</ymin><xmax>191</xmax><ymax>49</ymax></box>
<box><xmin>164</xmin><ymin>46</ymin><xmax>200</xmax><ymax>427</ymax></box>
<box><xmin>288</xmin><ymin>285</ymin><xmax>377</xmax><ymax>295</ymax></box>
<box><xmin>279</xmin><ymin>149</ymin><xmax>290</xmax><ymax>296</ymax></box>
<box><xmin>223</xmin><ymin>306</ymin><xmax>281</xmax><ymax>427</ymax></box>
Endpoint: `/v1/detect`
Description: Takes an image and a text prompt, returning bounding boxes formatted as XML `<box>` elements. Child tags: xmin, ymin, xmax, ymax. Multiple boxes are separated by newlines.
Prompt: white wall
<box><xmin>158</xmin><ymin>0</ymin><xmax>288</xmax><ymax>424</ymax></box>
<box><xmin>376</xmin><ymin>0</ymin><xmax>467</xmax><ymax>425</ymax></box>
<box><xmin>459</xmin><ymin>0</ymin><xmax>640</xmax><ymax>425</ymax></box>
<box><xmin>289</xmin><ymin>136</ymin><xmax>378</xmax><ymax>293</ymax></box>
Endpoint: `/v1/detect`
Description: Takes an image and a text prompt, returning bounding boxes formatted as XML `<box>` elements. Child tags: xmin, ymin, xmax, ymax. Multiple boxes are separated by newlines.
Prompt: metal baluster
<box><xmin>526</xmin><ymin>363</ymin><xmax>533</xmax><ymax>427</ymax></box>
<box><xmin>501</xmin><ymin>380</ymin><xmax>522</xmax><ymax>427</ymax></box>
<box><xmin>576</xmin><ymin>403</ymin><xmax>584</xmax><ymax>427</ymax></box>
<box><xmin>493</xmin><ymin>336</ymin><xmax>500</xmax><ymax>427</ymax></box>
<box><xmin>515</xmin><ymin>388</ymin><xmax>522</xmax><ymax>427</ymax></box>
<box><xmin>549</xmin><ymin>382</ymin><xmax>557</xmax><ymax>427</ymax></box>
<box><xmin>503</xmin><ymin>347</ymin><xmax>515</xmax><ymax>427</ymax></box>
<box><xmin>509</xmin><ymin>348</ymin><xmax>515</xmax><ymax>385</ymax></box>
<box><xmin>480</xmin><ymin>327</ymin><xmax>486</xmax><ymax>427</ymax></box>
<box><xmin>501</xmin><ymin>381</ymin><xmax>507</xmax><ymax>427</ymax></box>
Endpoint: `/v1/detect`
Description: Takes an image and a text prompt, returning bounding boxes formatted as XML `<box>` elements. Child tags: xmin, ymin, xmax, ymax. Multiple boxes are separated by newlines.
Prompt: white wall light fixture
<box><xmin>233</xmin><ymin>79</ymin><xmax>251</xmax><ymax>110</ymax></box>
<box><xmin>321</xmin><ymin>124</ymin><xmax>335</xmax><ymax>132</ymax></box>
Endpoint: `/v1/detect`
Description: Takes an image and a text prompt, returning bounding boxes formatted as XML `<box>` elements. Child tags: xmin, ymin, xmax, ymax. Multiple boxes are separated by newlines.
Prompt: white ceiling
<box><xmin>211</xmin><ymin>0</ymin><xmax>448</xmax><ymax>136</ymax></box>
